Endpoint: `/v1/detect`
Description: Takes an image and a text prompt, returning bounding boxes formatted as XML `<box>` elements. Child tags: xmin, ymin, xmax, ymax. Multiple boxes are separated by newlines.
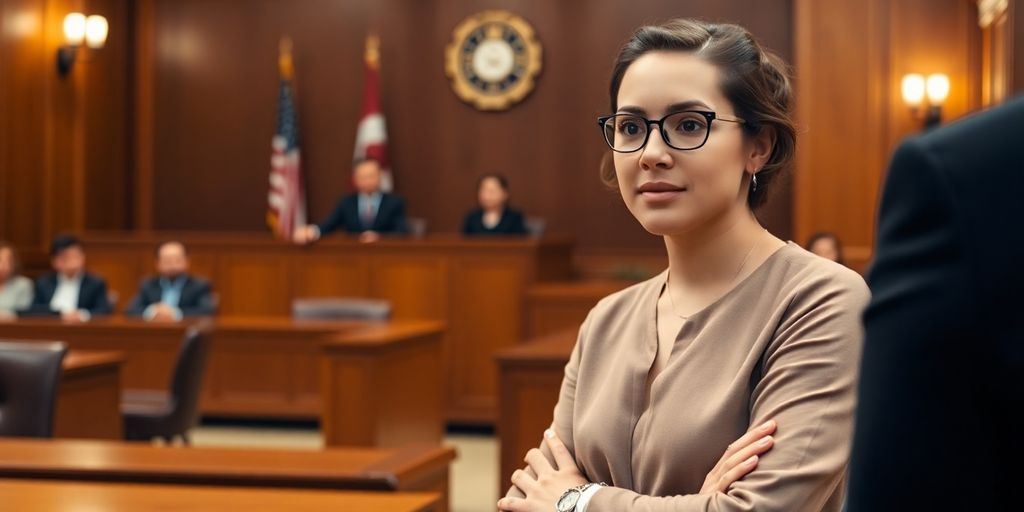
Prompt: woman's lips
<box><xmin>637</xmin><ymin>182</ymin><xmax>686</xmax><ymax>202</ymax></box>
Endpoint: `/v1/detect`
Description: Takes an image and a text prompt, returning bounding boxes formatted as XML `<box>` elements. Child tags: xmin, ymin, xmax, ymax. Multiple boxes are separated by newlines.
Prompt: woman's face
<box><xmin>478</xmin><ymin>177</ymin><xmax>509</xmax><ymax>211</ymax></box>
<box><xmin>613</xmin><ymin>51</ymin><xmax>758</xmax><ymax>237</ymax></box>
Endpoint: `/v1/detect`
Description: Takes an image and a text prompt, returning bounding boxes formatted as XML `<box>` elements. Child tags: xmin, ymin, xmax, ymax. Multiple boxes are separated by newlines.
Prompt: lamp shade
<box><xmin>926</xmin><ymin>74</ymin><xmax>950</xmax><ymax>105</ymax></box>
<box><xmin>63</xmin><ymin>13</ymin><xmax>86</xmax><ymax>46</ymax></box>
<box><xmin>85</xmin><ymin>15</ymin><xmax>108</xmax><ymax>49</ymax></box>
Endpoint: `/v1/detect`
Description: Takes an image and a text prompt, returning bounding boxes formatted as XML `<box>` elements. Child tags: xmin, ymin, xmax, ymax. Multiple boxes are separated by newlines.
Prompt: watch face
<box><xmin>556</xmin><ymin>489</ymin><xmax>581</xmax><ymax>512</ymax></box>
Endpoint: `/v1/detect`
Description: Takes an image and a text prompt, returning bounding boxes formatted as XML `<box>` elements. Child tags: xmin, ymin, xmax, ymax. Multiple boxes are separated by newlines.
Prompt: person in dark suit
<box><xmin>294</xmin><ymin>158</ymin><xmax>409</xmax><ymax>244</ymax></box>
<box><xmin>847</xmin><ymin>96</ymin><xmax>1024</xmax><ymax>511</ymax></box>
<box><xmin>25</xmin><ymin>235</ymin><xmax>112</xmax><ymax>321</ymax></box>
<box><xmin>463</xmin><ymin>173</ymin><xmax>528</xmax><ymax>236</ymax></box>
<box><xmin>125</xmin><ymin>241</ymin><xmax>216</xmax><ymax>321</ymax></box>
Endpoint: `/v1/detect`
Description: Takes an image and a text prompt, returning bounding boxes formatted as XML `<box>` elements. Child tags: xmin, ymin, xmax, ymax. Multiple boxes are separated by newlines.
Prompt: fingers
<box><xmin>723</xmin><ymin>420</ymin><xmax>776</xmax><ymax>460</ymax></box>
<box><xmin>510</xmin><ymin>469</ymin><xmax>536</xmax><ymax>494</ymax></box>
<box><xmin>544</xmin><ymin>429</ymin><xmax>576</xmax><ymax>472</ymax></box>
<box><xmin>496</xmin><ymin>496</ymin><xmax>525</xmax><ymax>511</ymax></box>
<box><xmin>721</xmin><ymin>434</ymin><xmax>774</xmax><ymax>475</ymax></box>
<box><xmin>524</xmin><ymin>448</ymin><xmax>551</xmax><ymax>476</ymax></box>
<box><xmin>715</xmin><ymin>455</ymin><xmax>760</xmax><ymax>492</ymax></box>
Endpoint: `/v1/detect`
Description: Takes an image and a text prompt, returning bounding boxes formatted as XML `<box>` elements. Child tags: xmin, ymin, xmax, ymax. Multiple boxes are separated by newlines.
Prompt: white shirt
<box><xmin>50</xmin><ymin>274</ymin><xmax>82</xmax><ymax>313</ymax></box>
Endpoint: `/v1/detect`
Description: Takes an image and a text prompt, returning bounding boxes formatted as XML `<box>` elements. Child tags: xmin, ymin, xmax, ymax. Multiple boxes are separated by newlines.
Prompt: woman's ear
<box><xmin>747</xmin><ymin>127</ymin><xmax>776</xmax><ymax>173</ymax></box>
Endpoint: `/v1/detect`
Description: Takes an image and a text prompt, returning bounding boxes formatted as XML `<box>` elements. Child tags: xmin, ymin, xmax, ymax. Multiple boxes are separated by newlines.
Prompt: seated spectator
<box><xmin>293</xmin><ymin>158</ymin><xmax>409</xmax><ymax>244</ymax></box>
<box><xmin>125</xmin><ymin>241</ymin><xmax>216</xmax><ymax>321</ymax></box>
<box><xmin>0</xmin><ymin>241</ymin><xmax>33</xmax><ymax>318</ymax></box>
<box><xmin>806</xmin><ymin>231</ymin><xmax>845</xmax><ymax>265</ymax></box>
<box><xmin>26</xmin><ymin>235</ymin><xmax>112</xmax><ymax>321</ymax></box>
<box><xmin>462</xmin><ymin>174</ymin><xmax>528</xmax><ymax>236</ymax></box>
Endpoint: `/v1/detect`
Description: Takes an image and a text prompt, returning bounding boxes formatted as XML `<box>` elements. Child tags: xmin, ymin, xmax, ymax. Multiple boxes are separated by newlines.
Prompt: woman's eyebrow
<box><xmin>616</xmin><ymin>100</ymin><xmax>713</xmax><ymax>116</ymax></box>
<box><xmin>665</xmin><ymin>100</ymin><xmax>712</xmax><ymax>112</ymax></box>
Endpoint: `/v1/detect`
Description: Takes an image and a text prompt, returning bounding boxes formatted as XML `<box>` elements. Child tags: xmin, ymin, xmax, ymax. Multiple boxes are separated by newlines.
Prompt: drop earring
<box><xmin>751</xmin><ymin>173</ymin><xmax>759</xmax><ymax>193</ymax></box>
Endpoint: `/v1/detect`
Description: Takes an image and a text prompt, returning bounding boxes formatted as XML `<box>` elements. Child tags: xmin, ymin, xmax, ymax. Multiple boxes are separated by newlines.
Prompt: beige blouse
<box><xmin>546</xmin><ymin>243</ymin><xmax>869</xmax><ymax>511</ymax></box>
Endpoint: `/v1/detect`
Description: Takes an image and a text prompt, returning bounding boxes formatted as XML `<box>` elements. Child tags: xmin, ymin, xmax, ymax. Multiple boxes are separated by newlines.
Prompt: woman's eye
<box><xmin>678</xmin><ymin>120</ymin><xmax>703</xmax><ymax>133</ymax></box>
<box><xmin>619</xmin><ymin>121</ymin><xmax>642</xmax><ymax>136</ymax></box>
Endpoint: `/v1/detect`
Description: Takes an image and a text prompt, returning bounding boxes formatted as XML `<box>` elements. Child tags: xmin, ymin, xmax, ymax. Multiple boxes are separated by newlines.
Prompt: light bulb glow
<box><xmin>85</xmin><ymin>15</ymin><xmax>108</xmax><ymax>49</ymax></box>
<box><xmin>926</xmin><ymin>74</ymin><xmax>950</xmax><ymax>105</ymax></box>
<box><xmin>63</xmin><ymin>12</ymin><xmax>86</xmax><ymax>46</ymax></box>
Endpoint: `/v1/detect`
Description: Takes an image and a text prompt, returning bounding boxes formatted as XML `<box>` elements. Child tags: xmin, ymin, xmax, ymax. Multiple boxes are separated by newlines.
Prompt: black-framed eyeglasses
<box><xmin>596</xmin><ymin>110</ymin><xmax>746</xmax><ymax>153</ymax></box>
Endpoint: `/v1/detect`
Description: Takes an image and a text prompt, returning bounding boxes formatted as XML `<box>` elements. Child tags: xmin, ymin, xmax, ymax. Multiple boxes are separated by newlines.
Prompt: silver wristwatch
<box><xmin>556</xmin><ymin>482</ymin><xmax>604</xmax><ymax>512</ymax></box>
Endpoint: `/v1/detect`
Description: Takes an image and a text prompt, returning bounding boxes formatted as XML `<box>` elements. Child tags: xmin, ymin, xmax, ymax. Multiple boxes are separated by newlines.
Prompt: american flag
<box><xmin>353</xmin><ymin>33</ymin><xmax>393</xmax><ymax>191</ymax></box>
<box><xmin>267</xmin><ymin>38</ymin><xmax>307</xmax><ymax>240</ymax></box>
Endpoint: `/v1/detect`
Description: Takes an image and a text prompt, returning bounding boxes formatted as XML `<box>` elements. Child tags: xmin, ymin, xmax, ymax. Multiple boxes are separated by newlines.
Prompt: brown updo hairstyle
<box><xmin>601</xmin><ymin>19</ymin><xmax>796</xmax><ymax>210</ymax></box>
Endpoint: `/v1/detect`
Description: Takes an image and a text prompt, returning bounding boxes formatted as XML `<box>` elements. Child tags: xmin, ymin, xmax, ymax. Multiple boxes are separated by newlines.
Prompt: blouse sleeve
<box><xmin>589</xmin><ymin>271</ymin><xmax>870</xmax><ymax>512</ymax></box>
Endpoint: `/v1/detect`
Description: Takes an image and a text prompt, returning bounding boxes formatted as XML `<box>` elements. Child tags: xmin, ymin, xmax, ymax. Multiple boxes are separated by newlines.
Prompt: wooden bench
<box><xmin>0</xmin><ymin>479</ymin><xmax>441</xmax><ymax>512</ymax></box>
<box><xmin>0</xmin><ymin>438</ymin><xmax>456</xmax><ymax>511</ymax></box>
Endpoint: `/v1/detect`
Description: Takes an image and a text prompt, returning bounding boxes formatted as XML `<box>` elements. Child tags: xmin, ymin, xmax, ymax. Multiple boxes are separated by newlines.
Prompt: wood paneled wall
<box><xmin>794</xmin><ymin>0</ymin><xmax>986</xmax><ymax>273</ymax></box>
<box><xmin>4</xmin><ymin>0</ymin><xmax>1014</xmax><ymax>274</ymax></box>
<box><xmin>0</xmin><ymin>0</ymin><xmax>132</xmax><ymax>266</ymax></box>
<box><xmin>137</xmin><ymin>0</ymin><xmax>793</xmax><ymax>254</ymax></box>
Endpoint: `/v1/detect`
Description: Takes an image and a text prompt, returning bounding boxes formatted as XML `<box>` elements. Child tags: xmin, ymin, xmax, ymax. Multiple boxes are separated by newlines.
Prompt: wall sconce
<box><xmin>902</xmin><ymin>73</ymin><xmax>950</xmax><ymax>129</ymax></box>
<box><xmin>57</xmin><ymin>13</ymin><xmax>108</xmax><ymax>77</ymax></box>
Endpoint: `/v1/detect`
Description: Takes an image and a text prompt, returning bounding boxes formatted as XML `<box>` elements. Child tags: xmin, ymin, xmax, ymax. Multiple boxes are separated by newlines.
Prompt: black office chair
<box><xmin>0</xmin><ymin>340</ymin><xmax>68</xmax><ymax>438</ymax></box>
<box><xmin>291</xmin><ymin>297</ymin><xmax>392</xmax><ymax>321</ymax></box>
<box><xmin>121</xmin><ymin>327</ymin><xmax>210</xmax><ymax>444</ymax></box>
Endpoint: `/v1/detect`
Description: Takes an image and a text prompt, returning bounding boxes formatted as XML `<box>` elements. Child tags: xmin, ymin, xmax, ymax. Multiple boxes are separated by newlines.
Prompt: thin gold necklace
<box><xmin>665</xmin><ymin>235</ymin><xmax>762</xmax><ymax>320</ymax></box>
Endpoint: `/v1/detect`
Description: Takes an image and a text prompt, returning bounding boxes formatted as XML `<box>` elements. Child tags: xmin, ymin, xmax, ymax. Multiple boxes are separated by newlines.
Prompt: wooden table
<box><xmin>0</xmin><ymin>479</ymin><xmax>441</xmax><ymax>511</ymax></box>
<box><xmin>0</xmin><ymin>318</ymin><xmax>447</xmax><ymax>447</ymax></box>
<box><xmin>0</xmin><ymin>438</ymin><xmax>455</xmax><ymax>510</ymax></box>
<box><xmin>55</xmin><ymin>351</ymin><xmax>125</xmax><ymax>440</ymax></box>
<box><xmin>495</xmin><ymin>329</ymin><xmax>576</xmax><ymax>495</ymax></box>
<box><xmin>321</xmin><ymin>320</ymin><xmax>445</xmax><ymax>447</ymax></box>
<box><xmin>81</xmin><ymin>232</ymin><xmax>575</xmax><ymax>424</ymax></box>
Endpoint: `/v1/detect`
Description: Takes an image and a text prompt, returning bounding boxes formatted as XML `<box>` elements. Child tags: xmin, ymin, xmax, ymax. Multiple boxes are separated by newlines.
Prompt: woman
<box><xmin>806</xmin><ymin>231</ymin><xmax>846</xmax><ymax>265</ymax></box>
<box><xmin>499</xmin><ymin>19</ymin><xmax>868</xmax><ymax>512</ymax></box>
<box><xmin>462</xmin><ymin>174</ymin><xmax>528</xmax><ymax>235</ymax></box>
<box><xmin>0</xmin><ymin>241</ymin><xmax>34</xmax><ymax>318</ymax></box>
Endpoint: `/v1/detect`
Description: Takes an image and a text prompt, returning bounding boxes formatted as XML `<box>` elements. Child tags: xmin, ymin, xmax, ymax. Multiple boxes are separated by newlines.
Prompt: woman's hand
<box><xmin>699</xmin><ymin>419</ymin><xmax>777</xmax><ymax>494</ymax></box>
<box><xmin>497</xmin><ymin>429</ymin><xmax>588</xmax><ymax>512</ymax></box>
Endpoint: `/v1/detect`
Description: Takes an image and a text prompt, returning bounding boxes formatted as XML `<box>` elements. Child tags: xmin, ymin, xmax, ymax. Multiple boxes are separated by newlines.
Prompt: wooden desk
<box><xmin>81</xmin><ymin>232</ymin><xmax>574</xmax><ymax>423</ymax></box>
<box><xmin>55</xmin><ymin>351</ymin><xmax>124</xmax><ymax>440</ymax></box>
<box><xmin>0</xmin><ymin>318</ymin><xmax>445</xmax><ymax>446</ymax></box>
<box><xmin>0</xmin><ymin>479</ymin><xmax>441</xmax><ymax>512</ymax></box>
<box><xmin>320</xmin><ymin>320</ymin><xmax>446</xmax><ymax>447</ymax></box>
<box><xmin>0</xmin><ymin>438</ymin><xmax>455</xmax><ymax>510</ymax></box>
<box><xmin>525</xmin><ymin>280</ymin><xmax>633</xmax><ymax>337</ymax></box>
<box><xmin>495</xmin><ymin>329</ymin><xmax>576</xmax><ymax>495</ymax></box>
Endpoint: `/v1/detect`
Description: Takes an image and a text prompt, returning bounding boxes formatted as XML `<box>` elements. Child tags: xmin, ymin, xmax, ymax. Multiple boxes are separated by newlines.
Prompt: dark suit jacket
<box><xmin>124</xmin><ymin>275</ymin><xmax>216</xmax><ymax>317</ymax></box>
<box><xmin>25</xmin><ymin>272</ymin><xmax>113</xmax><ymax>316</ymax></box>
<box><xmin>317</xmin><ymin>193</ymin><xmax>410</xmax><ymax>235</ymax></box>
<box><xmin>847</xmin><ymin>96</ymin><xmax>1024</xmax><ymax>511</ymax></box>
<box><xmin>462</xmin><ymin>208</ymin><xmax>528</xmax><ymax>235</ymax></box>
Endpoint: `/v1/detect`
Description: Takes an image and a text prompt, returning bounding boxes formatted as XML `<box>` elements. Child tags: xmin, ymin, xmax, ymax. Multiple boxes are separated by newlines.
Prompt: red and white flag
<box><xmin>267</xmin><ymin>38</ymin><xmax>307</xmax><ymax>240</ymax></box>
<box><xmin>353</xmin><ymin>33</ymin><xmax>392</xmax><ymax>191</ymax></box>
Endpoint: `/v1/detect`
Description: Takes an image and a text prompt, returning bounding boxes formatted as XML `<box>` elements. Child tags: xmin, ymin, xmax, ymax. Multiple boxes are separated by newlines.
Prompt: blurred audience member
<box><xmin>806</xmin><ymin>231</ymin><xmax>844</xmax><ymax>265</ymax></box>
<box><xmin>463</xmin><ymin>174</ymin><xmax>528</xmax><ymax>236</ymax></box>
<box><xmin>0</xmin><ymin>241</ymin><xmax>33</xmax><ymax>318</ymax></box>
<box><xmin>26</xmin><ymin>235</ymin><xmax>112</xmax><ymax>321</ymax></box>
<box><xmin>125</xmin><ymin>241</ymin><xmax>216</xmax><ymax>321</ymax></box>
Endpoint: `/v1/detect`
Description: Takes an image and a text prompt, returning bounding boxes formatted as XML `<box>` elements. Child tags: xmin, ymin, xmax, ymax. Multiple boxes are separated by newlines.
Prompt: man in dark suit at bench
<box><xmin>293</xmin><ymin>157</ymin><xmax>410</xmax><ymax>244</ymax></box>
<box><xmin>125</xmin><ymin>241</ymin><xmax>216</xmax><ymax>321</ymax></box>
<box><xmin>25</xmin><ymin>235</ymin><xmax>112</xmax><ymax>322</ymax></box>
